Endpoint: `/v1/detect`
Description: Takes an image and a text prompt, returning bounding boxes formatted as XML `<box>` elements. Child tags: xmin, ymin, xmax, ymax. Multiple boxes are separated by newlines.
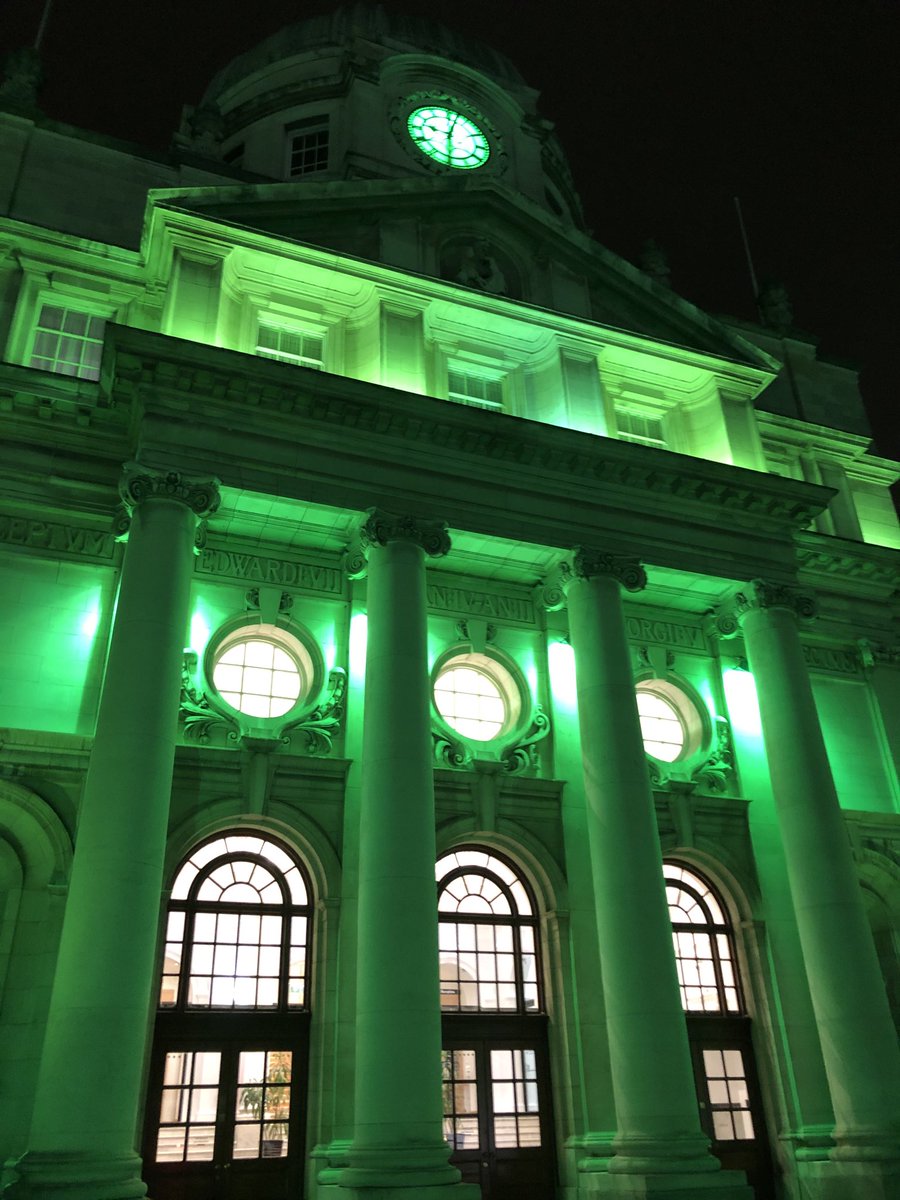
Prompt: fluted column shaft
<box><xmin>730</xmin><ymin>584</ymin><xmax>900</xmax><ymax>1160</ymax></box>
<box><xmin>17</xmin><ymin>467</ymin><xmax>218</xmax><ymax>1200</ymax></box>
<box><xmin>342</xmin><ymin>511</ymin><xmax>469</xmax><ymax>1196</ymax></box>
<box><xmin>561</xmin><ymin>552</ymin><xmax>725</xmax><ymax>1181</ymax></box>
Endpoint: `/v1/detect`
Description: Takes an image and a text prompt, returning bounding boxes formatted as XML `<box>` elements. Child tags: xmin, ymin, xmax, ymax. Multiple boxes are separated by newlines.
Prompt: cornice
<box><xmin>795</xmin><ymin>531</ymin><xmax>900</xmax><ymax>599</ymax></box>
<box><xmin>106</xmin><ymin>326</ymin><xmax>831</xmax><ymax>540</ymax></box>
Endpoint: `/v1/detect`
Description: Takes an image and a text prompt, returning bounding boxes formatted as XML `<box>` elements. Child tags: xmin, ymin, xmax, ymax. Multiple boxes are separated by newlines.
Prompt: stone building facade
<box><xmin>0</xmin><ymin>9</ymin><xmax>898</xmax><ymax>1200</ymax></box>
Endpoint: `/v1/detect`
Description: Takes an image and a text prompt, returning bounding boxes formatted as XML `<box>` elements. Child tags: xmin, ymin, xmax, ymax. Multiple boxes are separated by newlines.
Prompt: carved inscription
<box><xmin>0</xmin><ymin>514</ymin><xmax>115</xmax><ymax>560</ymax></box>
<box><xmin>427</xmin><ymin>584</ymin><xmax>534</xmax><ymax>625</ymax></box>
<box><xmin>624</xmin><ymin>615</ymin><xmax>704</xmax><ymax>650</ymax></box>
<box><xmin>197</xmin><ymin>548</ymin><xmax>343</xmax><ymax>596</ymax></box>
<box><xmin>801</xmin><ymin>644</ymin><xmax>860</xmax><ymax>676</ymax></box>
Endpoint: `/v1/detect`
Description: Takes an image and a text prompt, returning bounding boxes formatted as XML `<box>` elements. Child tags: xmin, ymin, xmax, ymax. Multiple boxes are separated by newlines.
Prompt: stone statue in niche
<box><xmin>757</xmin><ymin>280</ymin><xmax>793</xmax><ymax>336</ymax></box>
<box><xmin>456</xmin><ymin>241</ymin><xmax>508</xmax><ymax>295</ymax></box>
<box><xmin>0</xmin><ymin>47</ymin><xmax>42</xmax><ymax>112</ymax></box>
<box><xmin>440</xmin><ymin>237</ymin><xmax>521</xmax><ymax>299</ymax></box>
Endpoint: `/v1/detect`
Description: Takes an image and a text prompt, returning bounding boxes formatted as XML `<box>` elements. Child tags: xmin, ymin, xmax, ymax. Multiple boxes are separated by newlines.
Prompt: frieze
<box><xmin>801</xmin><ymin>644</ymin><xmax>862</xmax><ymax>676</ymax></box>
<box><xmin>427</xmin><ymin>581</ymin><xmax>536</xmax><ymax>626</ymax></box>
<box><xmin>196</xmin><ymin>547</ymin><xmax>344</xmax><ymax>597</ymax></box>
<box><xmin>0</xmin><ymin>512</ymin><xmax>116</xmax><ymax>562</ymax></box>
<box><xmin>624</xmin><ymin>615</ymin><xmax>706</xmax><ymax>651</ymax></box>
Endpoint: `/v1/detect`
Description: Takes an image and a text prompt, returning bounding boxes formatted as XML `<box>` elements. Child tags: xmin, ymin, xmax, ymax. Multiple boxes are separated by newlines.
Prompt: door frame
<box><xmin>142</xmin><ymin>1010</ymin><xmax>310</xmax><ymax>1200</ymax></box>
<box><xmin>441</xmin><ymin>1014</ymin><xmax>556</xmax><ymax>1200</ymax></box>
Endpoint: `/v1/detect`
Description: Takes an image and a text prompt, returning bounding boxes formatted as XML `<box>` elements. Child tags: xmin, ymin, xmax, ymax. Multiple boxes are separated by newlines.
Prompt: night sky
<box><xmin>4</xmin><ymin>0</ymin><xmax>898</xmax><ymax>461</ymax></box>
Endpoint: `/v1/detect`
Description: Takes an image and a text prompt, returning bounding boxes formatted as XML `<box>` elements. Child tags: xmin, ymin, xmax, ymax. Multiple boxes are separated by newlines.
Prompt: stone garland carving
<box><xmin>645</xmin><ymin>717</ymin><xmax>735</xmax><ymax>795</ymax></box>
<box><xmin>178</xmin><ymin>653</ymin><xmax>346</xmax><ymax>756</ymax></box>
<box><xmin>715</xmin><ymin>579</ymin><xmax>817</xmax><ymax>637</ymax></box>
<box><xmin>501</xmin><ymin>706</ymin><xmax>551</xmax><ymax>775</ymax></box>
<box><xmin>432</xmin><ymin>728</ymin><xmax>472</xmax><ymax>770</ymax></box>
<box><xmin>180</xmin><ymin>652</ymin><xmax>239</xmax><ymax>746</ymax></box>
<box><xmin>690</xmin><ymin>717</ymin><xmax>736</xmax><ymax>794</ymax></box>
<box><xmin>281</xmin><ymin>669</ymin><xmax>347</xmax><ymax>755</ymax></box>
<box><xmin>432</xmin><ymin>705</ymin><xmax>552</xmax><ymax>776</ymax></box>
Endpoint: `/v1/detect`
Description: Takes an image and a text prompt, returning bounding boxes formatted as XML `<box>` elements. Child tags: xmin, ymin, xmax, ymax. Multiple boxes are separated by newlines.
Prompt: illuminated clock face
<box><xmin>407</xmin><ymin>106</ymin><xmax>490</xmax><ymax>170</ymax></box>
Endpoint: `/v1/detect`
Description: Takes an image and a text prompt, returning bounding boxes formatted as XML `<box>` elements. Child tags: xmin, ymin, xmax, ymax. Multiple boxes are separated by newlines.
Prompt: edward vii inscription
<box><xmin>197</xmin><ymin>547</ymin><xmax>343</xmax><ymax>597</ymax></box>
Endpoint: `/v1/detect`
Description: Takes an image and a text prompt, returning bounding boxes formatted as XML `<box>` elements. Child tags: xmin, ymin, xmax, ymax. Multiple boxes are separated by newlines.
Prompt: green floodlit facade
<box><xmin>0</xmin><ymin>8</ymin><xmax>898</xmax><ymax>1200</ymax></box>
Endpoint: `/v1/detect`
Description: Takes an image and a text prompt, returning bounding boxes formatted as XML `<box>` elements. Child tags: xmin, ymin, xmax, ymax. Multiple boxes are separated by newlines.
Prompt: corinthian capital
<box><xmin>359</xmin><ymin>508</ymin><xmax>451</xmax><ymax>559</ymax></box>
<box><xmin>537</xmin><ymin>550</ymin><xmax>647</xmax><ymax>611</ymax></box>
<box><xmin>715</xmin><ymin>578</ymin><xmax>817</xmax><ymax>638</ymax></box>
<box><xmin>562</xmin><ymin>548</ymin><xmax>647</xmax><ymax>594</ymax></box>
<box><xmin>119</xmin><ymin>464</ymin><xmax>221</xmax><ymax>519</ymax></box>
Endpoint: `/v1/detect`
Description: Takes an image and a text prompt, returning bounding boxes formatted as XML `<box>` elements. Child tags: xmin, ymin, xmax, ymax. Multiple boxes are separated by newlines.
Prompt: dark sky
<box><xmin>4</xmin><ymin>0</ymin><xmax>898</xmax><ymax>460</ymax></box>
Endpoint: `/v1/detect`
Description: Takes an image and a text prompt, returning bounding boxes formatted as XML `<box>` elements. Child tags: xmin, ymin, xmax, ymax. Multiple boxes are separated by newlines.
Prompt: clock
<box><xmin>407</xmin><ymin>105</ymin><xmax>491</xmax><ymax>170</ymax></box>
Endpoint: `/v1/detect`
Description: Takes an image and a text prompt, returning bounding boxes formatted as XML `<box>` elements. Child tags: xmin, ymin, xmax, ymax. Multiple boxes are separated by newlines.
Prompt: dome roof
<box><xmin>202</xmin><ymin>3</ymin><xmax>527</xmax><ymax>103</ymax></box>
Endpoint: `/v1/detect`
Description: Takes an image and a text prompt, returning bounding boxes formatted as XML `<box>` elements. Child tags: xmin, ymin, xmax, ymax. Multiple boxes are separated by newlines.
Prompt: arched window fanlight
<box><xmin>436</xmin><ymin>848</ymin><xmax>541</xmax><ymax>1014</ymax></box>
<box><xmin>664</xmin><ymin>861</ymin><xmax>742</xmax><ymax>1014</ymax></box>
<box><xmin>159</xmin><ymin>834</ymin><xmax>312</xmax><ymax>1011</ymax></box>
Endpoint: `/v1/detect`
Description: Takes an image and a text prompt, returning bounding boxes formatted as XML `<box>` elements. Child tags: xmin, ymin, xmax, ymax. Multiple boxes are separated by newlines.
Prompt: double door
<box><xmin>688</xmin><ymin>1017</ymin><xmax>776</xmax><ymax>1200</ymax></box>
<box><xmin>442</xmin><ymin>1017</ymin><xmax>555</xmax><ymax>1200</ymax></box>
<box><xmin>142</xmin><ymin>1012</ymin><xmax>307</xmax><ymax>1200</ymax></box>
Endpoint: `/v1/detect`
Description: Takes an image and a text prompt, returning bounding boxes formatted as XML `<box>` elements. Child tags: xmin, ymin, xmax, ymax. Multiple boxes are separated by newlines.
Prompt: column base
<box><xmin>2</xmin><ymin>1152</ymin><xmax>147</xmax><ymax>1200</ymax></box>
<box><xmin>589</xmin><ymin>1171</ymin><xmax>752</xmax><ymax>1199</ymax></box>
<box><xmin>802</xmin><ymin>1158</ymin><xmax>900</xmax><ymax>1200</ymax></box>
<box><xmin>341</xmin><ymin>1142</ymin><xmax>468</xmax><ymax>1191</ymax></box>
<box><xmin>339</xmin><ymin>1188</ymin><xmax>480</xmax><ymax>1200</ymax></box>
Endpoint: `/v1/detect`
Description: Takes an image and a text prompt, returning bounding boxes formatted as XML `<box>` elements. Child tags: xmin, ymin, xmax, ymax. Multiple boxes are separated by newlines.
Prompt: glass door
<box><xmin>689</xmin><ymin>1018</ymin><xmax>776</xmax><ymax>1200</ymax></box>
<box><xmin>143</xmin><ymin>1020</ymin><xmax>307</xmax><ymax>1200</ymax></box>
<box><xmin>442</xmin><ymin>1034</ymin><xmax>554</xmax><ymax>1200</ymax></box>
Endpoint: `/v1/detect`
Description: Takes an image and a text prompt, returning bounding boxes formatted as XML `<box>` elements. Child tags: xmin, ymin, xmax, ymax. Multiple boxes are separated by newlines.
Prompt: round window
<box><xmin>635</xmin><ymin>679</ymin><xmax>705</xmax><ymax>763</ymax></box>
<box><xmin>211</xmin><ymin>623</ymin><xmax>314</xmax><ymax>720</ymax></box>
<box><xmin>433</xmin><ymin>652</ymin><xmax>522</xmax><ymax>742</ymax></box>
<box><xmin>407</xmin><ymin>106</ymin><xmax>490</xmax><ymax>170</ymax></box>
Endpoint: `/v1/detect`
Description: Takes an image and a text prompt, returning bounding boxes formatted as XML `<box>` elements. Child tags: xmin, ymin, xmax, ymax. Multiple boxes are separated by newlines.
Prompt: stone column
<box><xmin>10</xmin><ymin>466</ymin><xmax>218</xmax><ymax>1200</ymax></box>
<box><xmin>720</xmin><ymin>582</ymin><xmax>900</xmax><ymax>1191</ymax></box>
<box><xmin>554</xmin><ymin>550</ymin><xmax>749</xmax><ymax>1197</ymax></box>
<box><xmin>341</xmin><ymin>511</ymin><xmax>477</xmax><ymax>1200</ymax></box>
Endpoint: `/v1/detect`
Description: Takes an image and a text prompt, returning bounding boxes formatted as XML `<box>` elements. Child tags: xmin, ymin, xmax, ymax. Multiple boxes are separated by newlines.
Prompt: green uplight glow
<box><xmin>189</xmin><ymin>609</ymin><xmax>212</xmax><ymax>657</ymax></box>
<box><xmin>80</xmin><ymin>603</ymin><xmax>100</xmax><ymax>641</ymax></box>
<box><xmin>722</xmin><ymin>667</ymin><xmax>762</xmax><ymax>738</ymax></box>
<box><xmin>322</xmin><ymin>633</ymin><xmax>337</xmax><ymax>673</ymax></box>
<box><xmin>547</xmin><ymin>640</ymin><xmax>577</xmax><ymax>712</ymax></box>
<box><xmin>407</xmin><ymin>107</ymin><xmax>490</xmax><ymax>170</ymax></box>
<box><xmin>349</xmin><ymin>612</ymin><xmax>368</xmax><ymax>685</ymax></box>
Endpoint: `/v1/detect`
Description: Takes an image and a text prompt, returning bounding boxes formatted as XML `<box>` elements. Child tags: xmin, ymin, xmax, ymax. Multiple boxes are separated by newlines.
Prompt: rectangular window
<box><xmin>447</xmin><ymin>368</ymin><xmax>504</xmax><ymax>412</ymax></box>
<box><xmin>616</xmin><ymin>407</ymin><xmax>667</xmax><ymax>449</ymax></box>
<box><xmin>256</xmin><ymin>324</ymin><xmax>324</xmax><ymax>371</ymax></box>
<box><xmin>28</xmin><ymin>305</ymin><xmax>105</xmax><ymax>380</ymax></box>
<box><xmin>287</xmin><ymin>116</ymin><xmax>329</xmax><ymax>177</ymax></box>
<box><xmin>702</xmin><ymin>1048</ymin><xmax>755</xmax><ymax>1141</ymax></box>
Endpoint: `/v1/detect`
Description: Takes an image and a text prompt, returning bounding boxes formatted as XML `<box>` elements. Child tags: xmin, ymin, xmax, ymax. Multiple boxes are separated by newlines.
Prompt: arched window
<box><xmin>436</xmin><ymin>848</ymin><xmax>541</xmax><ymax>1013</ymax></box>
<box><xmin>664</xmin><ymin>861</ymin><xmax>742</xmax><ymax>1014</ymax></box>
<box><xmin>159</xmin><ymin>833</ymin><xmax>312</xmax><ymax>1011</ymax></box>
